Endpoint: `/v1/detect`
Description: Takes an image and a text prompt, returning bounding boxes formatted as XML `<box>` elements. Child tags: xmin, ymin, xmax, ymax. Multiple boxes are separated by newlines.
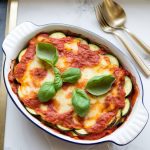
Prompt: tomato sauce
<box><xmin>128</xmin><ymin>74</ymin><xmax>139</xmax><ymax>107</ymax></box>
<box><xmin>40</xmin><ymin>102</ymin><xmax>82</xmax><ymax>129</ymax></box>
<box><xmin>23</xmin><ymin>97</ymin><xmax>41</xmax><ymax>109</ymax></box>
<box><xmin>70</xmin><ymin>44</ymin><xmax>100</xmax><ymax>68</ymax></box>
<box><xmin>27</xmin><ymin>34</ymin><xmax>105</xmax><ymax>69</ymax></box>
<box><xmin>8</xmin><ymin>70</ymin><xmax>18</xmax><ymax>94</ymax></box>
<box><xmin>80</xmin><ymin>127</ymin><xmax>116</xmax><ymax>140</ymax></box>
<box><xmin>49</xmin><ymin>36</ymin><xmax>103</xmax><ymax>68</ymax></box>
<box><xmin>14</xmin><ymin>43</ymin><xmax>36</xmax><ymax>80</ymax></box>
<box><xmin>105</xmin><ymin>68</ymin><xmax>126</xmax><ymax>109</ymax></box>
<box><xmin>87</xmin><ymin>112</ymin><xmax>116</xmax><ymax>133</ymax></box>
<box><xmin>30</xmin><ymin>68</ymin><xmax>47</xmax><ymax>80</ymax></box>
<box><xmin>8</xmin><ymin>32</ymin><xmax>139</xmax><ymax>140</ymax></box>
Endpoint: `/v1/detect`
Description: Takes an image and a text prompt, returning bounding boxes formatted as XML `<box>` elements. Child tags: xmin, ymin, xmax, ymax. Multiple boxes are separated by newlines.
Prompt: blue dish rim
<box><xmin>2</xmin><ymin>22</ymin><xmax>149</xmax><ymax>146</ymax></box>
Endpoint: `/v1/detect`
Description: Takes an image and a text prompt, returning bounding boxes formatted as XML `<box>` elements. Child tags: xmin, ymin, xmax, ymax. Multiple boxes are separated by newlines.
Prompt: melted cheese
<box><xmin>40</xmin><ymin>104</ymin><xmax>48</xmax><ymax>111</ymax></box>
<box><xmin>56</xmin><ymin>56</ymin><xmax>69</xmax><ymax>71</ymax></box>
<box><xmin>64</xmin><ymin>41</ymin><xmax>78</xmax><ymax>53</ymax></box>
<box><xmin>18</xmin><ymin>55</ymin><xmax>54</xmax><ymax>99</ymax></box>
<box><xmin>80</xmin><ymin>56</ymin><xmax>113</xmax><ymax>82</ymax></box>
<box><xmin>53</xmin><ymin>87</ymin><xmax>74</xmax><ymax>114</ymax></box>
<box><xmin>16</xmin><ymin>35</ymin><xmax>123</xmax><ymax>132</ymax></box>
<box><xmin>18</xmin><ymin>49</ymin><xmax>116</xmax><ymax>128</ymax></box>
<box><xmin>84</xmin><ymin>95</ymin><xmax>106</xmax><ymax>128</ymax></box>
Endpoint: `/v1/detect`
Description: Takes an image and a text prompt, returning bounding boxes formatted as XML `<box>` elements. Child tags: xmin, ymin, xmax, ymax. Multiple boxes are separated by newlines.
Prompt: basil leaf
<box><xmin>53</xmin><ymin>67</ymin><xmax>63</xmax><ymax>91</ymax></box>
<box><xmin>62</xmin><ymin>68</ymin><xmax>81</xmax><ymax>83</ymax></box>
<box><xmin>38</xmin><ymin>82</ymin><xmax>56</xmax><ymax>102</ymax></box>
<box><xmin>86</xmin><ymin>75</ymin><xmax>115</xmax><ymax>96</ymax></box>
<box><xmin>72</xmin><ymin>89</ymin><xmax>90</xmax><ymax>117</ymax></box>
<box><xmin>36</xmin><ymin>42</ymin><xmax>58</xmax><ymax>66</ymax></box>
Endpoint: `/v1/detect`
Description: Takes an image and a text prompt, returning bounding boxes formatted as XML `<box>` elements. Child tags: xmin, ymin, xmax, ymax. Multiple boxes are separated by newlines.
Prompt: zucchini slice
<box><xmin>26</xmin><ymin>107</ymin><xmax>37</xmax><ymax>115</ymax></box>
<box><xmin>56</xmin><ymin>125</ymin><xmax>72</xmax><ymax>132</ymax></box>
<box><xmin>18</xmin><ymin>86</ymin><xmax>23</xmax><ymax>98</ymax></box>
<box><xmin>40</xmin><ymin>104</ymin><xmax>48</xmax><ymax>111</ymax></box>
<box><xmin>89</xmin><ymin>44</ymin><xmax>100</xmax><ymax>51</ymax></box>
<box><xmin>106</xmin><ymin>54</ymin><xmax>119</xmax><ymax>66</ymax></box>
<box><xmin>122</xmin><ymin>98</ymin><xmax>130</xmax><ymax>117</ymax></box>
<box><xmin>108</xmin><ymin>116</ymin><xmax>116</xmax><ymax>127</ymax></box>
<box><xmin>116</xmin><ymin>117</ymin><xmax>125</xmax><ymax>126</ymax></box>
<box><xmin>71</xmin><ymin>131</ymin><xmax>78</xmax><ymax>137</ymax></box>
<box><xmin>49</xmin><ymin>32</ymin><xmax>66</xmax><ymax>39</ymax></box>
<box><xmin>74</xmin><ymin>38</ymin><xmax>88</xmax><ymax>45</ymax></box>
<box><xmin>18</xmin><ymin>49</ymin><xmax>26</xmax><ymax>62</ymax></box>
<box><xmin>43</xmin><ymin>121</ymin><xmax>54</xmax><ymax>127</ymax></box>
<box><xmin>124</xmin><ymin>76</ymin><xmax>133</xmax><ymax>96</ymax></box>
<box><xmin>74</xmin><ymin>129</ymin><xmax>89</xmax><ymax>136</ymax></box>
<box><xmin>114</xmin><ymin>109</ymin><xmax>122</xmax><ymax>126</ymax></box>
<box><xmin>119</xmin><ymin>118</ymin><xmax>125</xmax><ymax>125</ymax></box>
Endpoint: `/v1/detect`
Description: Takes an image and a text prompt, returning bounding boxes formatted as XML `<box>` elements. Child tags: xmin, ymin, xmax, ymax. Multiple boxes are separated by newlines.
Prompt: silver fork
<box><xmin>95</xmin><ymin>4</ymin><xmax>150</xmax><ymax>76</ymax></box>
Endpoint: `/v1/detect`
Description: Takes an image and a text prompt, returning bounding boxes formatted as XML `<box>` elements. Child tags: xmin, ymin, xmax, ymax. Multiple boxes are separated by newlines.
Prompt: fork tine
<box><xmin>95</xmin><ymin>5</ymin><xmax>101</xmax><ymax>23</ymax></box>
<box><xmin>94</xmin><ymin>5</ymin><xmax>99</xmax><ymax>21</ymax></box>
<box><xmin>97</xmin><ymin>4</ymin><xmax>105</xmax><ymax>22</ymax></box>
<box><xmin>95</xmin><ymin>2</ymin><xmax>111</xmax><ymax>32</ymax></box>
<box><xmin>97</xmin><ymin>4</ymin><xmax>109</xmax><ymax>27</ymax></box>
<box><xmin>95</xmin><ymin>4</ymin><xmax>104</xmax><ymax>26</ymax></box>
<box><xmin>96</xmin><ymin>5</ymin><xmax>106</xmax><ymax>27</ymax></box>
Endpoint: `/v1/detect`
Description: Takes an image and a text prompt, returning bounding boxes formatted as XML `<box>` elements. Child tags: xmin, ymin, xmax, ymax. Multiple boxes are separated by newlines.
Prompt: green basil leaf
<box><xmin>62</xmin><ymin>68</ymin><xmax>81</xmax><ymax>83</ymax></box>
<box><xmin>36</xmin><ymin>42</ymin><xmax>58</xmax><ymax>66</ymax></box>
<box><xmin>53</xmin><ymin>67</ymin><xmax>63</xmax><ymax>91</ymax></box>
<box><xmin>72</xmin><ymin>89</ymin><xmax>90</xmax><ymax>117</ymax></box>
<box><xmin>86</xmin><ymin>75</ymin><xmax>115</xmax><ymax>96</ymax></box>
<box><xmin>38</xmin><ymin>82</ymin><xmax>56</xmax><ymax>102</ymax></box>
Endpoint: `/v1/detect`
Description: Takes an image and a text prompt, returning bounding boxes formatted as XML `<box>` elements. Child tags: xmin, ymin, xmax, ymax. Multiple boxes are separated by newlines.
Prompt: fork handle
<box><xmin>113</xmin><ymin>32</ymin><xmax>150</xmax><ymax>76</ymax></box>
<box><xmin>122</xmin><ymin>27</ymin><xmax>150</xmax><ymax>54</ymax></box>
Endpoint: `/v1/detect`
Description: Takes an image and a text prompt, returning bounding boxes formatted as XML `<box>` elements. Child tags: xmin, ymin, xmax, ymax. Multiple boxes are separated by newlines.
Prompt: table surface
<box><xmin>3</xmin><ymin>0</ymin><xmax>150</xmax><ymax>150</ymax></box>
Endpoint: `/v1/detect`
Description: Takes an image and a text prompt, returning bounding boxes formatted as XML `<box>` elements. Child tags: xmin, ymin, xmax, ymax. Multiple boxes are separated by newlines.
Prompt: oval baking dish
<box><xmin>2</xmin><ymin>22</ymin><xmax>149</xmax><ymax>145</ymax></box>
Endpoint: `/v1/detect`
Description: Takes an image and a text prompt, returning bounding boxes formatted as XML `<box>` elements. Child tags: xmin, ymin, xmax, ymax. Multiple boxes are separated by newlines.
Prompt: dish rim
<box><xmin>2</xmin><ymin>22</ymin><xmax>149</xmax><ymax>145</ymax></box>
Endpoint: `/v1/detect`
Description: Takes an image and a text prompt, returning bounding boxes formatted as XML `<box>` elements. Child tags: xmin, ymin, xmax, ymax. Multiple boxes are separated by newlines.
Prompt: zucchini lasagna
<box><xmin>8</xmin><ymin>31</ymin><xmax>138</xmax><ymax>140</ymax></box>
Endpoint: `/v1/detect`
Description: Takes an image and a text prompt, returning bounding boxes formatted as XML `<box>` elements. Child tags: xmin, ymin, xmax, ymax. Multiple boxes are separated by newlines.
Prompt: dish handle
<box><xmin>111</xmin><ymin>101</ymin><xmax>149</xmax><ymax>145</ymax></box>
<box><xmin>2</xmin><ymin>22</ymin><xmax>39</xmax><ymax>59</ymax></box>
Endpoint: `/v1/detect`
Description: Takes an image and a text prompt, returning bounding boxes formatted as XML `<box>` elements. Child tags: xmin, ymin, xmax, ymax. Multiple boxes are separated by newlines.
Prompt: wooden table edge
<box><xmin>0</xmin><ymin>0</ymin><xmax>18</xmax><ymax>149</ymax></box>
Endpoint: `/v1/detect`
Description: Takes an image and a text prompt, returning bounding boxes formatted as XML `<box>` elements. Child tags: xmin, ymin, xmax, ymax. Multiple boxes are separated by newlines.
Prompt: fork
<box><xmin>95</xmin><ymin>4</ymin><xmax>150</xmax><ymax>76</ymax></box>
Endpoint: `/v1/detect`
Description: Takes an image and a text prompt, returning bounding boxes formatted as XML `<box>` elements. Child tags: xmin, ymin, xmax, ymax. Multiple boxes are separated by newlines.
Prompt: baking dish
<box><xmin>2</xmin><ymin>22</ymin><xmax>149</xmax><ymax>145</ymax></box>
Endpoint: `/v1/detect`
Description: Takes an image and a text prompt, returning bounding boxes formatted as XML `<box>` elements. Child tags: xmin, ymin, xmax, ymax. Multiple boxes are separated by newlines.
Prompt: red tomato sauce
<box><xmin>23</xmin><ymin>97</ymin><xmax>41</xmax><ymax>109</ymax></box>
<box><xmin>49</xmin><ymin>36</ymin><xmax>105</xmax><ymax>68</ymax></box>
<box><xmin>30</xmin><ymin>68</ymin><xmax>47</xmax><ymax>80</ymax></box>
<box><xmin>14</xmin><ymin>43</ymin><xmax>36</xmax><ymax>80</ymax></box>
<box><xmin>128</xmin><ymin>74</ymin><xmax>139</xmax><ymax>108</ymax></box>
<box><xmin>87</xmin><ymin>112</ymin><xmax>116</xmax><ymax>133</ymax></box>
<box><xmin>8</xmin><ymin>70</ymin><xmax>18</xmax><ymax>94</ymax></box>
<box><xmin>68</xmin><ymin>44</ymin><xmax>100</xmax><ymax>68</ymax></box>
<box><xmin>8</xmin><ymin>33</ymin><xmax>139</xmax><ymax>140</ymax></box>
<box><xmin>38</xmin><ymin>102</ymin><xmax>82</xmax><ymax>129</ymax></box>
<box><xmin>79</xmin><ymin>127</ymin><xmax>116</xmax><ymax>140</ymax></box>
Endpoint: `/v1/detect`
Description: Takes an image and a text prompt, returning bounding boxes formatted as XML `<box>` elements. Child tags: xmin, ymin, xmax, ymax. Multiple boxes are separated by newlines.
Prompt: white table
<box><xmin>4</xmin><ymin>0</ymin><xmax>150</xmax><ymax>149</ymax></box>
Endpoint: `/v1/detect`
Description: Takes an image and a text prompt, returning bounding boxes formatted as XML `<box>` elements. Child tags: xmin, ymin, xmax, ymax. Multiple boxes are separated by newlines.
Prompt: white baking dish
<box><xmin>2</xmin><ymin>22</ymin><xmax>149</xmax><ymax>145</ymax></box>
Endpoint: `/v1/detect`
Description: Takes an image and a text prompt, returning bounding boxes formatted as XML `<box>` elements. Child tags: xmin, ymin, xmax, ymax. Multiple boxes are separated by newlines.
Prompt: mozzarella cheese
<box><xmin>54</xmin><ymin>87</ymin><xmax>74</xmax><ymax>114</ymax></box>
<box><xmin>64</xmin><ymin>38</ymin><xmax>88</xmax><ymax>53</ymax></box>
<box><xmin>18</xmin><ymin>55</ymin><xmax>54</xmax><ymax>100</ymax></box>
<box><xmin>16</xmin><ymin>34</ymin><xmax>121</xmax><ymax>131</ymax></box>
<box><xmin>64</xmin><ymin>41</ymin><xmax>79</xmax><ymax>53</ymax></box>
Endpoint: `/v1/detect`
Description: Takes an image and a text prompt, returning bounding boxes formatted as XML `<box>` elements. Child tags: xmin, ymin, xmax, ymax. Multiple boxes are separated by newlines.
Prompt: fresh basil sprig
<box><xmin>36</xmin><ymin>43</ymin><xmax>82</xmax><ymax>102</ymax></box>
<box><xmin>53</xmin><ymin>67</ymin><xmax>63</xmax><ymax>91</ymax></box>
<box><xmin>72</xmin><ymin>89</ymin><xmax>90</xmax><ymax>117</ymax></box>
<box><xmin>86</xmin><ymin>75</ymin><xmax>115</xmax><ymax>96</ymax></box>
<box><xmin>36</xmin><ymin>42</ymin><xmax>58</xmax><ymax>66</ymax></box>
<box><xmin>62</xmin><ymin>68</ymin><xmax>81</xmax><ymax>83</ymax></box>
<box><xmin>38</xmin><ymin>82</ymin><xmax>56</xmax><ymax>102</ymax></box>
